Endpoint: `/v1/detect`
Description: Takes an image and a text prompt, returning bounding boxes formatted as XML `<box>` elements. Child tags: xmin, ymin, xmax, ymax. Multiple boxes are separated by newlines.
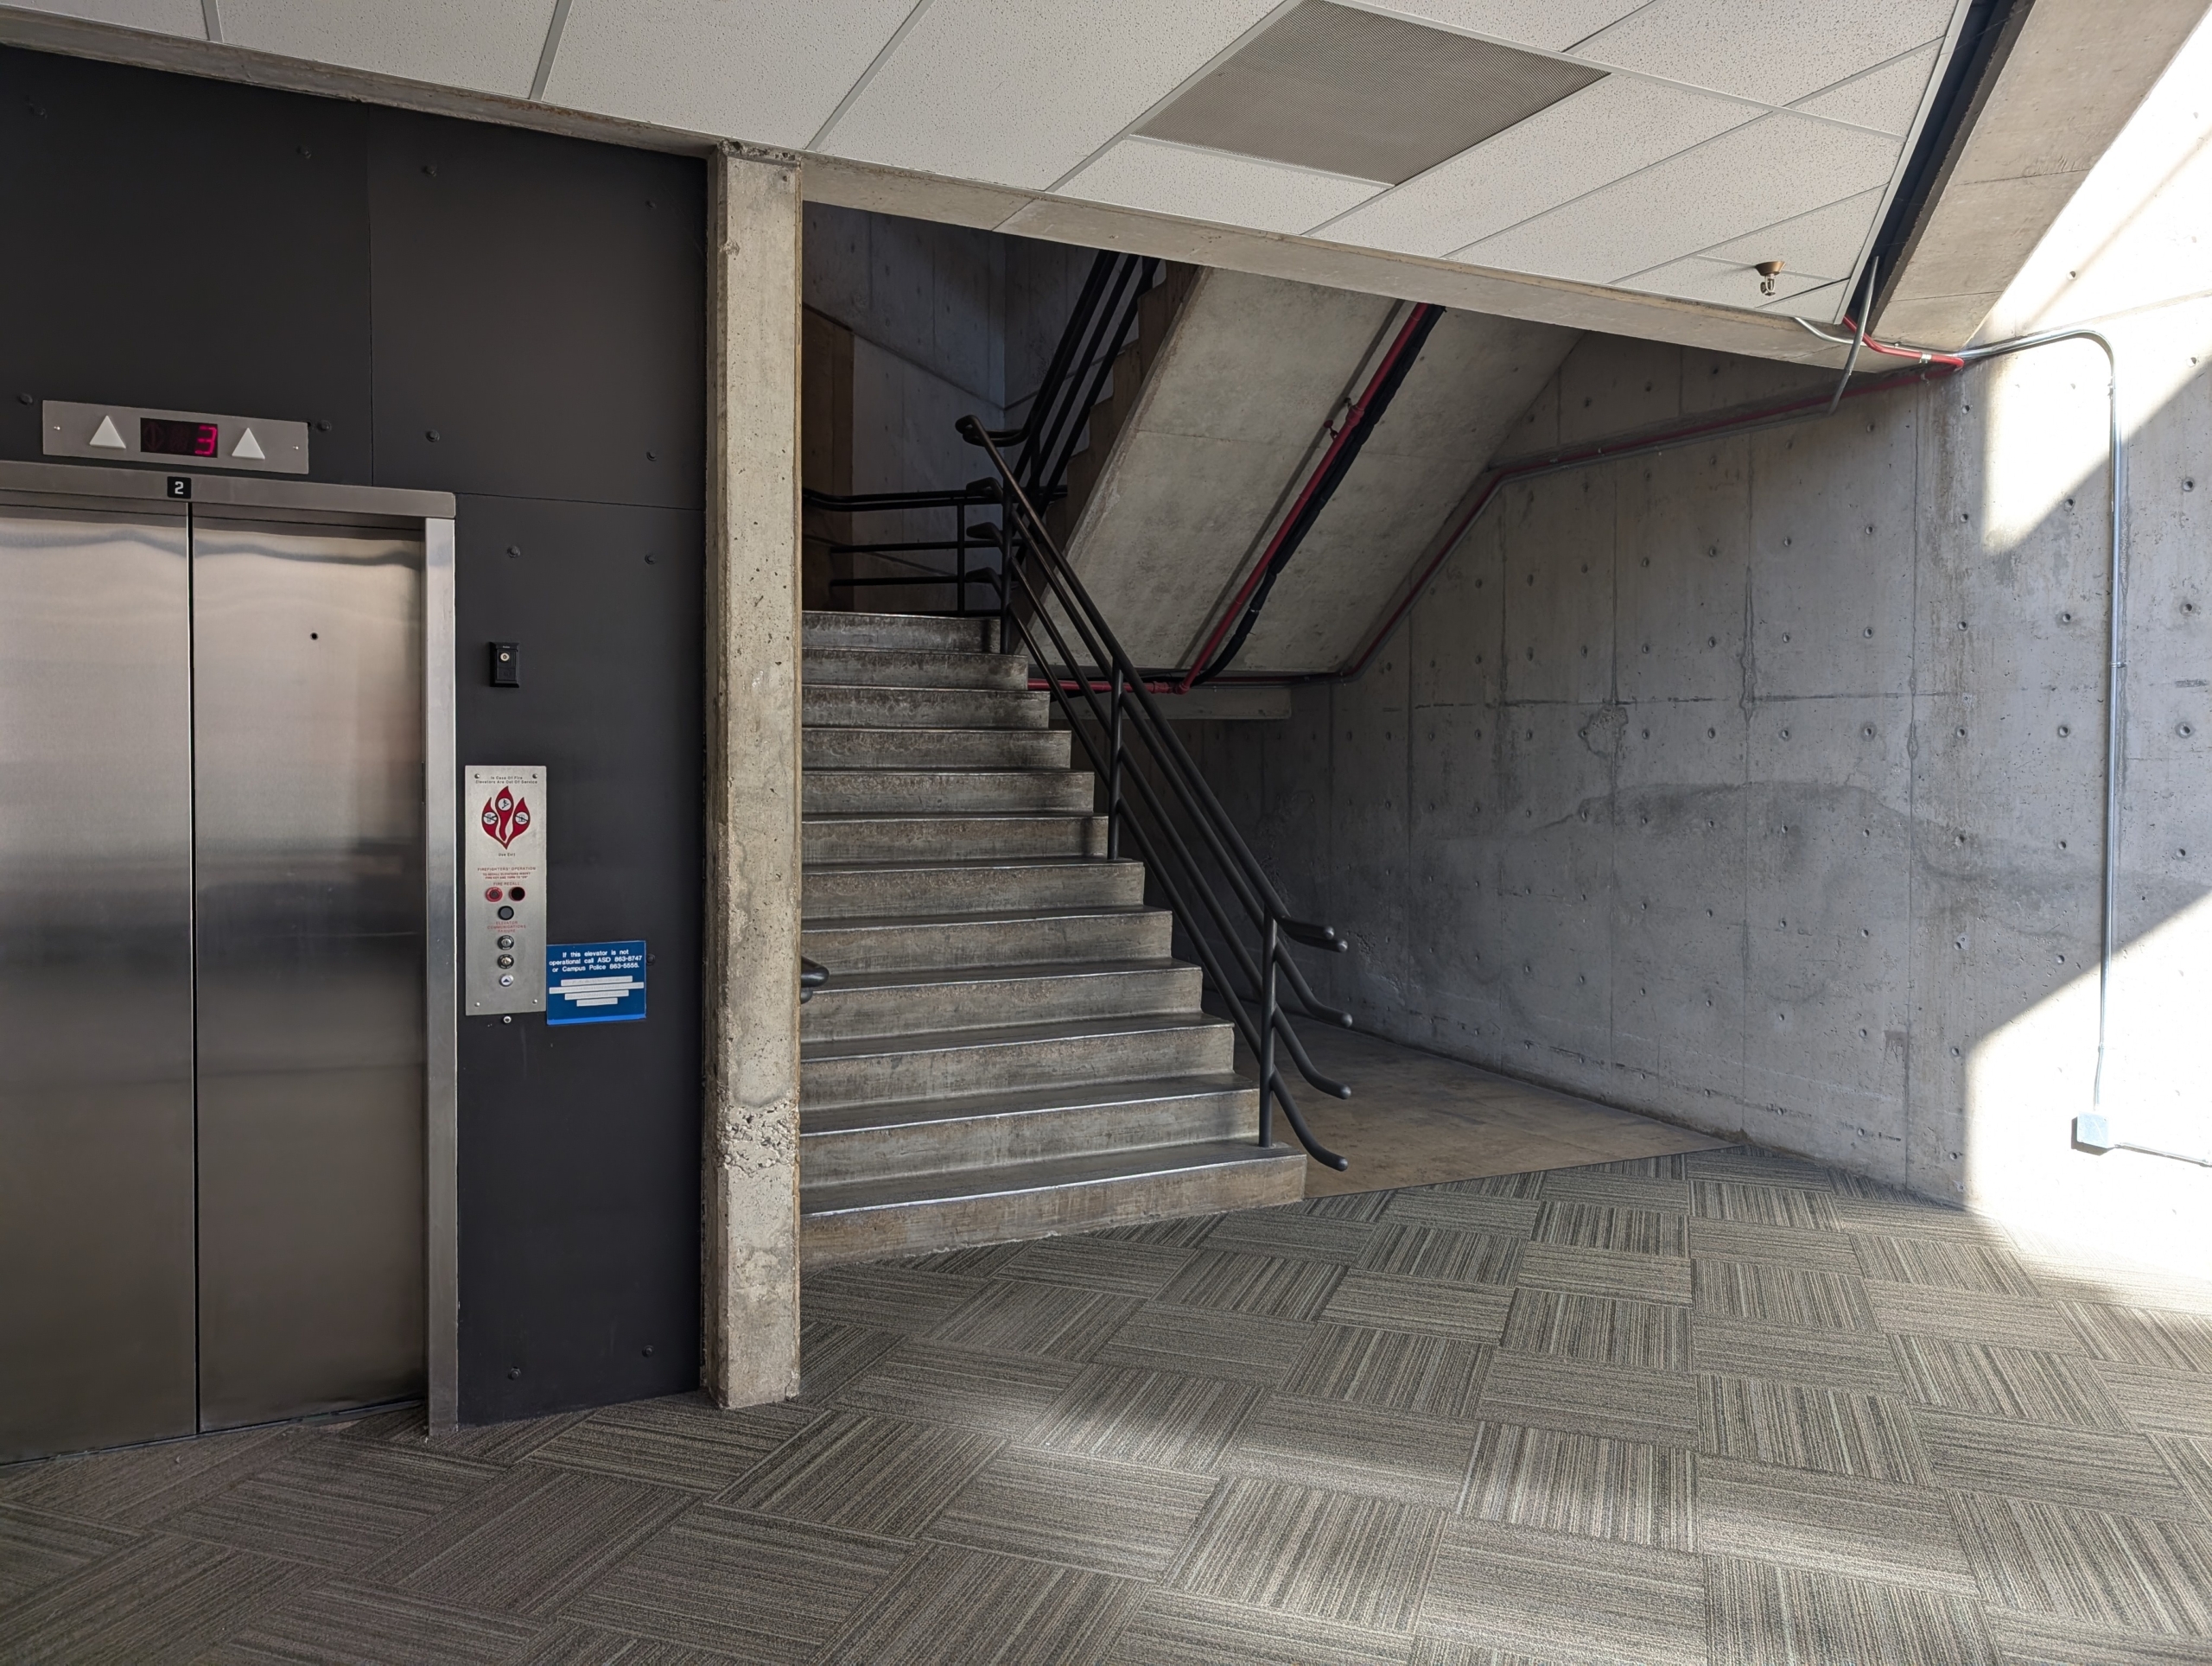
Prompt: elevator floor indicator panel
<box><xmin>547</xmin><ymin>941</ymin><xmax>647</xmax><ymax>1025</ymax></box>
<box><xmin>467</xmin><ymin>765</ymin><xmax>547</xmax><ymax>1014</ymax></box>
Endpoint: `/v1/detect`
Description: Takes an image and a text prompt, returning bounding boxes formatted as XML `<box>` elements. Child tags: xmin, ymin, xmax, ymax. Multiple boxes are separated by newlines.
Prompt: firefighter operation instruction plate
<box><xmin>466</xmin><ymin>765</ymin><xmax>546</xmax><ymax>1015</ymax></box>
<box><xmin>546</xmin><ymin>941</ymin><xmax>647</xmax><ymax>1026</ymax></box>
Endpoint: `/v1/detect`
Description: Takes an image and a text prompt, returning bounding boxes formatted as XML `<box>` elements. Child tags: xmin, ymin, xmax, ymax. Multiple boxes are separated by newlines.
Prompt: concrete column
<box><xmin>702</xmin><ymin>143</ymin><xmax>803</xmax><ymax>1408</ymax></box>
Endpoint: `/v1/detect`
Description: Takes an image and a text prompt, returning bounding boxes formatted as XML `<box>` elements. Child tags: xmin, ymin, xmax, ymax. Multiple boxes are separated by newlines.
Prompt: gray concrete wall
<box><xmin>1186</xmin><ymin>30</ymin><xmax>2212</xmax><ymax>1275</ymax></box>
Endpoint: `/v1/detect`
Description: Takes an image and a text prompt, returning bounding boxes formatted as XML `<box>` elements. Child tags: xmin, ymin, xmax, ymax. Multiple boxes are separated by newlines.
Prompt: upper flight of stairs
<box><xmin>799</xmin><ymin>608</ymin><xmax>1305</xmax><ymax>1265</ymax></box>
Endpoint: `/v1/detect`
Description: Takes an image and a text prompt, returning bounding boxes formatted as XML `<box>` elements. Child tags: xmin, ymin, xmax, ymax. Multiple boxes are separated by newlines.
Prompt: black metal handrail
<box><xmin>808</xmin><ymin>248</ymin><xmax>1160</xmax><ymax>616</ymax></box>
<box><xmin>956</xmin><ymin>414</ymin><xmax>1354</xmax><ymax>1169</ymax></box>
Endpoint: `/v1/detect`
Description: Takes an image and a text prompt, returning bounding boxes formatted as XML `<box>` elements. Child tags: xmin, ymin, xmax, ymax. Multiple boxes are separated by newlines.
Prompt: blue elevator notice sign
<box><xmin>545</xmin><ymin>940</ymin><xmax>647</xmax><ymax>1026</ymax></box>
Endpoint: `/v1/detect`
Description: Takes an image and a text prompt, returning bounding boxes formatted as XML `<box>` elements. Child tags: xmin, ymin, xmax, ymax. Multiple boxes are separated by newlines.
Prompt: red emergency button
<box><xmin>483</xmin><ymin>887</ymin><xmax>502</xmax><ymax>901</ymax></box>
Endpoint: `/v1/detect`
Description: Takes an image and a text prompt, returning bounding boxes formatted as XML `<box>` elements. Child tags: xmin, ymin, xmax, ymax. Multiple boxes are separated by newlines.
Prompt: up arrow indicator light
<box><xmin>231</xmin><ymin>428</ymin><xmax>266</xmax><ymax>461</ymax></box>
<box><xmin>88</xmin><ymin>414</ymin><xmax>127</xmax><ymax>448</ymax></box>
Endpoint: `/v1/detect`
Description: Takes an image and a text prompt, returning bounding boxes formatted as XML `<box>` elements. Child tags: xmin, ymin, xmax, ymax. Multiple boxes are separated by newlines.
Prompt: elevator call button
<box><xmin>465</xmin><ymin>765</ymin><xmax>546</xmax><ymax>1015</ymax></box>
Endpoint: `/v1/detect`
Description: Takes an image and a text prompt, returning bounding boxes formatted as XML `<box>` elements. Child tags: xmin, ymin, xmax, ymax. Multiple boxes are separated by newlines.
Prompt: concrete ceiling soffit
<box><xmin>1877</xmin><ymin>0</ymin><xmax>2212</xmax><ymax>347</ymax></box>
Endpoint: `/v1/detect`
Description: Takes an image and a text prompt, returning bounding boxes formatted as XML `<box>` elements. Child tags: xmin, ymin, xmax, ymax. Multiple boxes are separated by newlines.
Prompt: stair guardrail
<box><xmin>808</xmin><ymin>248</ymin><xmax>1161</xmax><ymax>616</ymax></box>
<box><xmin>956</xmin><ymin>414</ymin><xmax>1355</xmax><ymax>1170</ymax></box>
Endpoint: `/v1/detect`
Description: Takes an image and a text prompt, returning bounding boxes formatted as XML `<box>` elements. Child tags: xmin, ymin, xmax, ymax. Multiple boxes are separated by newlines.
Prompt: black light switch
<box><xmin>490</xmin><ymin>641</ymin><xmax>520</xmax><ymax>687</ymax></box>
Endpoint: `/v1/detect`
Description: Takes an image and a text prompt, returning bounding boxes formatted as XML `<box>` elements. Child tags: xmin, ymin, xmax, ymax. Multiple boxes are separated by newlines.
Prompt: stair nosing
<box><xmin>798</xmin><ymin>1072</ymin><xmax>1254</xmax><ymax>1138</ymax></box>
<box><xmin>800</xmin><ymin>1138</ymin><xmax>1300</xmax><ymax>1216</ymax></box>
<box><xmin>799</xmin><ymin>1010</ymin><xmax>1231</xmax><ymax>1065</ymax></box>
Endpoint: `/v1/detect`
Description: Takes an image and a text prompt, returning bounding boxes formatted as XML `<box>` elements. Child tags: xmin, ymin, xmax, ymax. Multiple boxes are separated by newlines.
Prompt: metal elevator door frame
<box><xmin>0</xmin><ymin>460</ymin><xmax>458</xmax><ymax>1456</ymax></box>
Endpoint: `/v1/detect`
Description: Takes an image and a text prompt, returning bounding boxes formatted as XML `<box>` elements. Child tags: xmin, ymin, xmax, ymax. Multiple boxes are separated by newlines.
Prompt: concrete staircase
<box><xmin>799</xmin><ymin>608</ymin><xmax>1305</xmax><ymax>1265</ymax></box>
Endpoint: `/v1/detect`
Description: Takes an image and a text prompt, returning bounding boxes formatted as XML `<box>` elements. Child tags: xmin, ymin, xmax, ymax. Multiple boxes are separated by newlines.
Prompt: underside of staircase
<box><xmin>799</xmin><ymin>609</ymin><xmax>1306</xmax><ymax>1265</ymax></box>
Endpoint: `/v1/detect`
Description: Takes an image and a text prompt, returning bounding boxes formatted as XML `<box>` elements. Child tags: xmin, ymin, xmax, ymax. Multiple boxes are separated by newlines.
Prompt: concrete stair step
<box><xmin>802</xmin><ymin>903</ymin><xmax>1169</xmax><ymax>973</ymax></box>
<box><xmin>800</xmin><ymin>957</ymin><xmax>1201</xmax><ymax>1040</ymax></box>
<box><xmin>803</xmin><ymin>813</ymin><xmax>1104</xmax><ymax>864</ymax></box>
<box><xmin>804</xmin><ymin>683</ymin><xmax>1047</xmax><ymax>730</ymax></box>
<box><xmin>804</xmin><ymin>726</ymin><xmax>1070</xmax><ymax>770</ymax></box>
<box><xmin>800</xmin><ymin>1073</ymin><xmax>1255</xmax><ymax>1184</ymax></box>
<box><xmin>804</xmin><ymin>645</ymin><xmax>1028</xmax><ymax>691</ymax></box>
<box><xmin>799</xmin><ymin>1013</ymin><xmax>1233</xmax><ymax>1110</ymax></box>
<box><xmin>802</xmin><ymin>610</ymin><xmax>995</xmax><ymax>654</ymax></box>
<box><xmin>803</xmin><ymin>857</ymin><xmax>1144</xmax><ymax>920</ymax></box>
<box><xmin>800</xmin><ymin>1138</ymin><xmax>1306</xmax><ymax>1266</ymax></box>
<box><xmin>802</xmin><ymin>767</ymin><xmax>1095</xmax><ymax>817</ymax></box>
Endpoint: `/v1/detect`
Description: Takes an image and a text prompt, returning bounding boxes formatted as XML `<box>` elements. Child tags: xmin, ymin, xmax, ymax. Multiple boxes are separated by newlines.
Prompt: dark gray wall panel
<box><xmin>366</xmin><ymin>111</ymin><xmax>706</xmax><ymax>510</ymax></box>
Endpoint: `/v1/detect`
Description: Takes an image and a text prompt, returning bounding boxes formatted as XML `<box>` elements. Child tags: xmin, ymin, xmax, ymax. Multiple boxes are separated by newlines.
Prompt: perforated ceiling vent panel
<box><xmin>1139</xmin><ymin>0</ymin><xmax>1605</xmax><ymax>186</ymax></box>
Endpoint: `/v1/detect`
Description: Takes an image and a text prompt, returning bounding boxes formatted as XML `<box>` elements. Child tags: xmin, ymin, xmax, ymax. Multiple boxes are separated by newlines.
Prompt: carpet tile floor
<box><xmin>5</xmin><ymin>1147</ymin><xmax>2212</xmax><ymax>1664</ymax></box>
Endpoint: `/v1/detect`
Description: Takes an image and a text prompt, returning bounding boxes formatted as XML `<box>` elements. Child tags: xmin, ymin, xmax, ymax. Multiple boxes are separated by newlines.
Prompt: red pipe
<box><xmin>1174</xmin><ymin>302</ymin><xmax>1440</xmax><ymax>693</ymax></box>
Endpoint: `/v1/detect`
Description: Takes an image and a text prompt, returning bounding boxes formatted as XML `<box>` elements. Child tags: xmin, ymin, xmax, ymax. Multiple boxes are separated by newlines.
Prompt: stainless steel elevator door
<box><xmin>191</xmin><ymin>515</ymin><xmax>427</xmax><ymax>1428</ymax></box>
<box><xmin>0</xmin><ymin>505</ymin><xmax>198</xmax><ymax>1462</ymax></box>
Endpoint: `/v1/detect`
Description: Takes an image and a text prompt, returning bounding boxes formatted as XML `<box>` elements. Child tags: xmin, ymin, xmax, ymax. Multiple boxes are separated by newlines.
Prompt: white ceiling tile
<box><xmin>819</xmin><ymin>0</ymin><xmax>1281</xmax><ymax>191</ymax></box>
<box><xmin>1576</xmin><ymin>0</ymin><xmax>1959</xmax><ymax>106</ymax></box>
<box><xmin>1318</xmin><ymin>74</ymin><xmax>1751</xmax><ymax>256</ymax></box>
<box><xmin>1792</xmin><ymin>41</ymin><xmax>1942</xmax><ymax>134</ymax></box>
<box><xmin>1697</xmin><ymin>186</ymin><xmax>1885</xmax><ymax>279</ymax></box>
<box><xmin>1062</xmin><ymin>137</ymin><xmax>1380</xmax><ymax>235</ymax></box>
<box><xmin>1336</xmin><ymin>0</ymin><xmax>1649</xmax><ymax>54</ymax></box>
<box><xmin>221</xmin><ymin>0</ymin><xmax>556</xmax><ymax>97</ymax></box>
<box><xmin>1453</xmin><ymin>111</ymin><xmax>1901</xmax><ymax>283</ymax></box>
<box><xmin>25</xmin><ymin>0</ymin><xmax>203</xmax><ymax>37</ymax></box>
<box><xmin>545</xmin><ymin>0</ymin><xmax>916</xmax><ymax>149</ymax></box>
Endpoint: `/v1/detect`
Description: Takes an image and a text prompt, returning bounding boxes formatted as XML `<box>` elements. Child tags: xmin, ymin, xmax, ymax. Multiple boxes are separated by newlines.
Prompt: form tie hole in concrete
<box><xmin>2185</xmin><ymin>603</ymin><xmax>2198</xmax><ymax>615</ymax></box>
<box><xmin>1783</xmin><ymin>633</ymin><xmax>1791</xmax><ymax>642</ymax></box>
<box><xmin>1707</xmin><ymin>728</ymin><xmax>1717</xmax><ymax>739</ymax></box>
<box><xmin>1707</xmin><ymin>636</ymin><xmax>1717</xmax><ymax>647</ymax></box>
<box><xmin>1783</xmin><ymin>537</ymin><xmax>1792</xmax><ymax>547</ymax></box>
<box><xmin>2187</xmin><ymin>479</ymin><xmax>2196</xmax><ymax>492</ymax></box>
<box><xmin>1643</xmin><ymin>644</ymin><xmax>1651</xmax><ymax>653</ymax></box>
<box><xmin>1957</xmin><ymin>727</ymin><xmax>1967</xmax><ymax>737</ymax></box>
<box><xmin>2066</xmin><ymin>497</ymin><xmax>2076</xmax><ymax>509</ymax></box>
<box><xmin>1957</xmin><ymin>620</ymin><xmax>1967</xmax><ymax>631</ymax></box>
<box><xmin>2060</xmin><ymin>839</ymin><xmax>2069</xmax><ymax>849</ymax></box>
<box><xmin>1864</xmin><ymin>726</ymin><xmax>1876</xmax><ymax>739</ymax></box>
<box><xmin>1865</xmin><ymin>525</ymin><xmax>1874</xmax><ymax>536</ymax></box>
<box><xmin>2183</xmin><ymin>725</ymin><xmax>2196</xmax><ymax>738</ymax></box>
<box><xmin>1707</xmin><ymin>546</ymin><xmax>1718</xmax><ymax>557</ymax></box>
<box><xmin>2058</xmin><ymin>725</ymin><xmax>2070</xmax><ymax>737</ymax></box>
<box><xmin>2058</xmin><ymin>955</ymin><xmax>2067</xmax><ymax>964</ymax></box>
<box><xmin>1641</xmin><ymin>728</ymin><xmax>1650</xmax><ymax>739</ymax></box>
<box><xmin>1952</xmin><ymin>1046</ymin><xmax>1962</xmax><ymax>1057</ymax></box>
<box><xmin>2062</xmin><ymin>611</ymin><xmax>2075</xmax><ymax>623</ymax></box>
<box><xmin>1955</xmin><ymin>938</ymin><xmax>1968</xmax><ymax>951</ymax></box>
<box><xmin>1864</xmin><ymin>627</ymin><xmax>1875</xmax><ymax>638</ymax></box>
<box><xmin>1779</xmin><ymin>728</ymin><xmax>1790</xmax><ymax>740</ymax></box>
<box><xmin>1956</xmin><ymin>834</ymin><xmax>1967</xmax><ymax>845</ymax></box>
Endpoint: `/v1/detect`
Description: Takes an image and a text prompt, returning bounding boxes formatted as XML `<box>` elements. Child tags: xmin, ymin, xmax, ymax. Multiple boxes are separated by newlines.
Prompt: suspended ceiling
<box><xmin>16</xmin><ymin>0</ymin><xmax>1971</xmax><ymax>327</ymax></box>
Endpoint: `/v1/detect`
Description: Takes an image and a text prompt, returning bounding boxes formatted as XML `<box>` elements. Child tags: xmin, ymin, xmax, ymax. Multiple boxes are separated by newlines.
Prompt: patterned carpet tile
<box><xmin>1951</xmin><ymin>1489</ymin><xmax>2212</xmax><ymax>1636</ymax></box>
<box><xmin>994</xmin><ymin>1236</ymin><xmax>1198</xmax><ymax>1299</ymax></box>
<box><xmin>1892</xmin><ymin>1335</ymin><xmax>2133</xmax><ymax>1430</ymax></box>
<box><xmin>1688</xmin><ymin>1218</ymin><xmax>1862</xmax><ymax>1271</ymax></box>
<box><xmin>1478</xmin><ymin>1353</ymin><xmax>1701</xmax><ymax>1447</ymax></box>
<box><xmin>0</xmin><ymin>1504</ymin><xmax>136</xmax><ymax>1607</ymax></box>
<box><xmin>1324</xmin><ymin>1273</ymin><xmax>1515</xmax><ymax>1344</ymax></box>
<box><xmin>1359</xmin><ymin>1224</ymin><xmax>1524</xmax><ymax>1287</ymax></box>
<box><xmin>1914</xmin><ymin>1408</ymin><xmax>2202</xmax><ymax>1519</ymax></box>
<box><xmin>794</xmin><ymin>1319</ymin><xmax>903</xmax><ymax>1406</ymax></box>
<box><xmin>2154</xmin><ymin>1433</ymin><xmax>2212</xmax><ymax>1524</ymax></box>
<box><xmin>1205</xmin><ymin>1205</ymin><xmax>1379</xmax><ymax>1266</ymax></box>
<box><xmin>1500</xmin><ymin>1288</ymin><xmax>1690</xmax><ymax>1373</ymax></box>
<box><xmin>1299</xmin><ymin>1190</ymin><xmax>1396</xmax><ymax>1223</ymax></box>
<box><xmin>1982</xmin><ymin>1603</ymin><xmax>2212</xmax><ymax>1665</ymax></box>
<box><xmin>162</xmin><ymin>1439</ymin><xmax>500</xmax><ymax>1567</ymax></box>
<box><xmin>1864</xmin><ymin>1281</ymin><xmax>2083</xmax><ymax>1353</ymax></box>
<box><xmin>1285</xmin><ymin>1325</ymin><xmax>1493</xmax><ymax>1418</ymax></box>
<box><xmin>1220</xmin><ymin>1394</ymin><xmax>1479</xmax><ymax>1507</ymax></box>
<box><xmin>1692</xmin><ymin>1314</ymin><xmax>1910</xmax><ymax>1393</ymax></box>
<box><xmin>818</xmin><ymin>1542</ymin><xmax>1141</xmax><ymax>1666</ymax></box>
<box><xmin>2089</xmin><ymin>1359</ymin><xmax>2212</xmax><ymax>1439</ymax></box>
<box><xmin>925</xmin><ymin>1447</ymin><xmax>1217</xmax><ymax>1579</ymax></box>
<box><xmin>1167</xmin><ymin>1476</ymin><xmax>1445</xmax><ymax>1631</ymax></box>
<box><xmin>1516</xmin><ymin>1242</ymin><xmax>1693</xmax><ymax>1305</ymax></box>
<box><xmin>1531</xmin><ymin>1203</ymin><xmax>1688</xmax><ymax>1257</ymax></box>
<box><xmin>899</xmin><ymin>1241</ymin><xmax>1028</xmax><ymax>1276</ymax></box>
<box><xmin>1853</xmin><ymin>1234</ymin><xmax>2044</xmax><ymax>1297</ymax></box>
<box><xmin>1683</xmin><ymin>1151</ymin><xmax>1837</xmax><ymax>1188</ymax></box>
<box><xmin>368</xmin><ymin>1464</ymin><xmax>690</xmax><ymax>1619</ymax></box>
<box><xmin>514</xmin><ymin>1618</ymin><xmax>753</xmax><ymax>1663</ymax></box>
<box><xmin>0</xmin><ymin>1423</ymin><xmax>298</xmax><ymax>1530</ymax></box>
<box><xmin>1693</xmin><ymin>1259</ymin><xmax>1876</xmax><ymax>1332</ymax></box>
<box><xmin>799</xmin><ymin>1265</ymin><xmax>985</xmax><ymax>1335</ymax></box>
<box><xmin>0</xmin><ymin>1531</ymin><xmax>297</xmax><ymax>1663</ymax></box>
<box><xmin>2065</xmin><ymin>1301</ymin><xmax>2212</xmax><ymax>1373</ymax></box>
<box><xmin>1157</xmin><ymin>1250</ymin><xmax>1347</xmax><ymax>1320</ymax></box>
<box><xmin>1378</xmin><ymin>1189</ymin><xmax>1541</xmax><ymax>1237</ymax></box>
<box><xmin>1535</xmin><ymin>1167</ymin><xmax>1692</xmax><ymax>1213</ymax></box>
<box><xmin>929</xmin><ymin>1280</ymin><xmax>1144</xmax><ymax>1363</ymax></box>
<box><xmin>1700</xmin><ymin>1372</ymin><xmax>1931</xmax><ymax>1483</ymax></box>
<box><xmin>1696</xmin><ymin>1453</ymin><xmax>1980</xmax><ymax>1592</ymax></box>
<box><xmin>1093</xmin><ymin>1215</ymin><xmax>1218</xmax><ymax>1249</ymax></box>
<box><xmin>1460</xmin><ymin>1422</ymin><xmax>1693</xmax><ymax>1551</ymax></box>
<box><xmin>1705</xmin><ymin>1554</ymin><xmax>1996</xmax><ymax>1666</ymax></box>
<box><xmin>527</xmin><ymin>1396</ymin><xmax>816</xmax><ymax>1493</ymax></box>
<box><xmin>828</xmin><ymin>1339</ymin><xmax>1081</xmax><ymax>1440</ymax></box>
<box><xmin>1690</xmin><ymin>1181</ymin><xmax>1841</xmax><ymax>1231</ymax></box>
<box><xmin>1023</xmin><ymin>1366</ymin><xmax>1261</xmax><ymax>1472</ymax></box>
<box><xmin>1420</xmin><ymin>1518</ymin><xmax>1707</xmax><ymax>1666</ymax></box>
<box><xmin>1103</xmin><ymin>1590</ymin><xmax>1416</xmax><ymax>1666</ymax></box>
<box><xmin>561</xmin><ymin>1505</ymin><xmax>909</xmax><ymax>1664</ymax></box>
<box><xmin>717</xmin><ymin>1412</ymin><xmax>1000</xmax><ymax>1538</ymax></box>
<box><xmin>212</xmin><ymin>1580</ymin><xmax>537</xmax><ymax>1666</ymax></box>
<box><xmin>1090</xmin><ymin>1302</ymin><xmax>1313</xmax><ymax>1386</ymax></box>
